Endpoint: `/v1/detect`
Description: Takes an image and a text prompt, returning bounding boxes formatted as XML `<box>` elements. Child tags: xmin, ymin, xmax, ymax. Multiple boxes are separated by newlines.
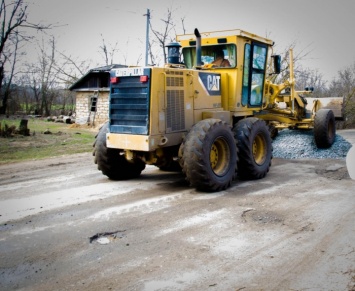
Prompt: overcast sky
<box><xmin>25</xmin><ymin>0</ymin><xmax>355</xmax><ymax>82</ymax></box>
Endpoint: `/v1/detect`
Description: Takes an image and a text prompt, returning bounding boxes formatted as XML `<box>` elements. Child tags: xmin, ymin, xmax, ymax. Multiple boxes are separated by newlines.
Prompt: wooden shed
<box><xmin>69</xmin><ymin>64</ymin><xmax>126</xmax><ymax>126</ymax></box>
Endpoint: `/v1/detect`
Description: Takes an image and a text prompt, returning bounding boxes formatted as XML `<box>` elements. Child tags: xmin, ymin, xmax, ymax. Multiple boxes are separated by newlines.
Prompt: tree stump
<box><xmin>18</xmin><ymin>119</ymin><xmax>30</xmax><ymax>136</ymax></box>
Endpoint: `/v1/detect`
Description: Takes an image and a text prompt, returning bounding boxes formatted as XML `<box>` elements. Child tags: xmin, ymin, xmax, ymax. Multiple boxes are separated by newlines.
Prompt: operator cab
<box><xmin>176</xmin><ymin>29</ymin><xmax>276</xmax><ymax>111</ymax></box>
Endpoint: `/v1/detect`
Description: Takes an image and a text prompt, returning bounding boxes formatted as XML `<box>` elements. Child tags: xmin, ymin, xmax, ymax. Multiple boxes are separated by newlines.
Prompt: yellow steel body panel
<box><xmin>106</xmin><ymin>29</ymin><xmax>343</xmax><ymax>153</ymax></box>
<box><xmin>258</xmin><ymin>113</ymin><xmax>313</xmax><ymax>128</ymax></box>
<box><xmin>107</xmin><ymin>30</ymin><xmax>272</xmax><ymax>152</ymax></box>
<box><xmin>176</xmin><ymin>29</ymin><xmax>273</xmax><ymax>46</ymax></box>
<box><xmin>107</xmin><ymin>133</ymin><xmax>151</xmax><ymax>151</ymax></box>
<box><xmin>107</xmin><ymin>66</ymin><xmax>227</xmax><ymax>151</ymax></box>
<box><xmin>202</xmin><ymin>111</ymin><xmax>230</xmax><ymax>123</ymax></box>
<box><xmin>191</xmin><ymin>72</ymin><xmax>223</xmax><ymax>110</ymax></box>
<box><xmin>151</xmin><ymin>67</ymin><xmax>227</xmax><ymax>131</ymax></box>
<box><xmin>106</xmin><ymin>132</ymin><xmax>185</xmax><ymax>151</ymax></box>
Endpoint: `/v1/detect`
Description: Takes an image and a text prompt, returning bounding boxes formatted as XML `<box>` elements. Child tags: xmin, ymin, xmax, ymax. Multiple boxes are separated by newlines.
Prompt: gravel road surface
<box><xmin>0</xmin><ymin>130</ymin><xmax>354</xmax><ymax>291</ymax></box>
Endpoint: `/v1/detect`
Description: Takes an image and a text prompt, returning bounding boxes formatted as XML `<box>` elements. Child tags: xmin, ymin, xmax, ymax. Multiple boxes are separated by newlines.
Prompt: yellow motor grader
<box><xmin>93</xmin><ymin>28</ymin><xmax>343</xmax><ymax>191</ymax></box>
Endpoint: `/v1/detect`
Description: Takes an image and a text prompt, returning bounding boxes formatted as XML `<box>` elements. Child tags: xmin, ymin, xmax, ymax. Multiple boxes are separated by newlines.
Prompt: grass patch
<box><xmin>0</xmin><ymin>117</ymin><xmax>97</xmax><ymax>164</ymax></box>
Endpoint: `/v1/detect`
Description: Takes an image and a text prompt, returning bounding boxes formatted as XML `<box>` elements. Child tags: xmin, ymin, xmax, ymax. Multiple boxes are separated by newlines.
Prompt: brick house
<box><xmin>69</xmin><ymin>64</ymin><xmax>126</xmax><ymax>126</ymax></box>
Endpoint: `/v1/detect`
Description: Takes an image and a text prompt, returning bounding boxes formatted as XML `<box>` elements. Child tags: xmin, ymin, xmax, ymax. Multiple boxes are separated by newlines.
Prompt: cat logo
<box><xmin>198</xmin><ymin>72</ymin><xmax>221</xmax><ymax>96</ymax></box>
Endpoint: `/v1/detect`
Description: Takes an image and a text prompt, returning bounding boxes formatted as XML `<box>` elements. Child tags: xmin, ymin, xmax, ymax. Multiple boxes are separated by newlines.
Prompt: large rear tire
<box><xmin>233</xmin><ymin>118</ymin><xmax>272</xmax><ymax>180</ymax></box>
<box><xmin>314</xmin><ymin>109</ymin><xmax>335</xmax><ymax>148</ymax></box>
<box><xmin>179</xmin><ymin>119</ymin><xmax>238</xmax><ymax>192</ymax></box>
<box><xmin>93</xmin><ymin>123</ymin><xmax>145</xmax><ymax>180</ymax></box>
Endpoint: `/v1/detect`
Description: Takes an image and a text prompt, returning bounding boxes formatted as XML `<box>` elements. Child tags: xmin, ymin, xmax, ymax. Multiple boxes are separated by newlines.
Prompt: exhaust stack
<box><xmin>194</xmin><ymin>28</ymin><xmax>203</xmax><ymax>66</ymax></box>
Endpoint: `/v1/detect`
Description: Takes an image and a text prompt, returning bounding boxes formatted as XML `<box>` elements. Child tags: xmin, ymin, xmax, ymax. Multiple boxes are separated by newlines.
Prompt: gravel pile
<box><xmin>272</xmin><ymin>129</ymin><xmax>352</xmax><ymax>159</ymax></box>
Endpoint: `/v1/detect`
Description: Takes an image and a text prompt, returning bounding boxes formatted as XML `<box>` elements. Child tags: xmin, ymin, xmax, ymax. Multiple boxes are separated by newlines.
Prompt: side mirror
<box><xmin>272</xmin><ymin>55</ymin><xmax>281</xmax><ymax>74</ymax></box>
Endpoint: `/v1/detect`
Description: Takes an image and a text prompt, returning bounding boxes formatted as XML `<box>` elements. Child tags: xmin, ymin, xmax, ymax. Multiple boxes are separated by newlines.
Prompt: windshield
<box><xmin>182</xmin><ymin>44</ymin><xmax>236</xmax><ymax>68</ymax></box>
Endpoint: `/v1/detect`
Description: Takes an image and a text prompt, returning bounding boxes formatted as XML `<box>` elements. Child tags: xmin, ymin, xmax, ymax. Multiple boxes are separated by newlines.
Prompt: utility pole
<box><xmin>144</xmin><ymin>9</ymin><xmax>150</xmax><ymax>66</ymax></box>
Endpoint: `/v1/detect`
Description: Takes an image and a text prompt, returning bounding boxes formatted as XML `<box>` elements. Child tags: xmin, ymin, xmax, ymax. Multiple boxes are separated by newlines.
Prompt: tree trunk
<box><xmin>18</xmin><ymin>119</ymin><xmax>30</xmax><ymax>136</ymax></box>
<box><xmin>0</xmin><ymin>65</ymin><xmax>7</xmax><ymax>115</ymax></box>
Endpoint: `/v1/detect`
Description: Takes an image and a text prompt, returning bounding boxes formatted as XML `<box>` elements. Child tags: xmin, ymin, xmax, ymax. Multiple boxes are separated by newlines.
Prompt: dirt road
<box><xmin>0</xmin><ymin>146</ymin><xmax>354</xmax><ymax>290</ymax></box>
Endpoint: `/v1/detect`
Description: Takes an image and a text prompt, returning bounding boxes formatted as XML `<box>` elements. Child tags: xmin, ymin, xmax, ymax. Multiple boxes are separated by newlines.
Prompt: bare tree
<box><xmin>1</xmin><ymin>29</ymin><xmax>20</xmax><ymax>114</ymax></box>
<box><xmin>180</xmin><ymin>17</ymin><xmax>187</xmax><ymax>35</ymax></box>
<box><xmin>25</xmin><ymin>36</ymin><xmax>60</xmax><ymax>116</ymax></box>
<box><xmin>14</xmin><ymin>74</ymin><xmax>33</xmax><ymax>114</ymax></box>
<box><xmin>99</xmin><ymin>34</ymin><xmax>119</xmax><ymax>66</ymax></box>
<box><xmin>327</xmin><ymin>63</ymin><xmax>355</xmax><ymax>127</ymax></box>
<box><xmin>295</xmin><ymin>67</ymin><xmax>327</xmax><ymax>97</ymax></box>
<box><xmin>54</xmin><ymin>52</ymin><xmax>93</xmax><ymax>86</ymax></box>
<box><xmin>0</xmin><ymin>0</ymin><xmax>51</xmax><ymax>114</ymax></box>
<box><xmin>148</xmin><ymin>38</ymin><xmax>158</xmax><ymax>66</ymax></box>
<box><xmin>149</xmin><ymin>7</ymin><xmax>176</xmax><ymax>64</ymax></box>
<box><xmin>268</xmin><ymin>41</ymin><xmax>313</xmax><ymax>83</ymax></box>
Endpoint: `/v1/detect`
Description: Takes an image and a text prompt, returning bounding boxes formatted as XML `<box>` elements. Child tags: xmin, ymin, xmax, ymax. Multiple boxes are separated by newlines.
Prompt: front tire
<box><xmin>93</xmin><ymin>123</ymin><xmax>145</xmax><ymax>180</ymax></box>
<box><xmin>233</xmin><ymin>118</ymin><xmax>272</xmax><ymax>180</ymax></box>
<box><xmin>314</xmin><ymin>109</ymin><xmax>335</xmax><ymax>148</ymax></box>
<box><xmin>179</xmin><ymin>119</ymin><xmax>238</xmax><ymax>192</ymax></box>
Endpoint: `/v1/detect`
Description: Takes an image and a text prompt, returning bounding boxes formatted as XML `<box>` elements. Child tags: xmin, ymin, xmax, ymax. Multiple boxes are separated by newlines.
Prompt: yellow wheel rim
<box><xmin>252</xmin><ymin>133</ymin><xmax>267</xmax><ymax>165</ymax></box>
<box><xmin>210</xmin><ymin>137</ymin><xmax>230</xmax><ymax>176</ymax></box>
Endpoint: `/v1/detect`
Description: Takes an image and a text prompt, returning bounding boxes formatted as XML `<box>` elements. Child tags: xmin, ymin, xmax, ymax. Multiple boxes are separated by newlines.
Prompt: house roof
<box><xmin>69</xmin><ymin>64</ymin><xmax>127</xmax><ymax>91</ymax></box>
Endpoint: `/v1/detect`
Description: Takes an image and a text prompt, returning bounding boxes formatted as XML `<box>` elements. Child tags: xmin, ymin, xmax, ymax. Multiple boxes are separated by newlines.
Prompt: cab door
<box><xmin>241</xmin><ymin>42</ymin><xmax>268</xmax><ymax>108</ymax></box>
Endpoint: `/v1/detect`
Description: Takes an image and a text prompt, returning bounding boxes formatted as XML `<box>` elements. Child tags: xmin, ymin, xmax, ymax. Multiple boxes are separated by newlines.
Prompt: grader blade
<box><xmin>305</xmin><ymin>97</ymin><xmax>344</xmax><ymax>120</ymax></box>
<box><xmin>347</xmin><ymin>146</ymin><xmax>355</xmax><ymax>180</ymax></box>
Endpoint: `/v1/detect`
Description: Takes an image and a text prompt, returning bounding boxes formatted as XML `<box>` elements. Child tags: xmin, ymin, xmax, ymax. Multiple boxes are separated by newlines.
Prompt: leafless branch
<box><xmin>149</xmin><ymin>8</ymin><xmax>176</xmax><ymax>63</ymax></box>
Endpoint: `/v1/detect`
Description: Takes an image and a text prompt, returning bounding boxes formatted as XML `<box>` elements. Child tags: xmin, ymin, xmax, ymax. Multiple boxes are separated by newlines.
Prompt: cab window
<box><xmin>182</xmin><ymin>44</ymin><xmax>236</xmax><ymax>68</ymax></box>
<box><xmin>242</xmin><ymin>43</ymin><xmax>268</xmax><ymax>107</ymax></box>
